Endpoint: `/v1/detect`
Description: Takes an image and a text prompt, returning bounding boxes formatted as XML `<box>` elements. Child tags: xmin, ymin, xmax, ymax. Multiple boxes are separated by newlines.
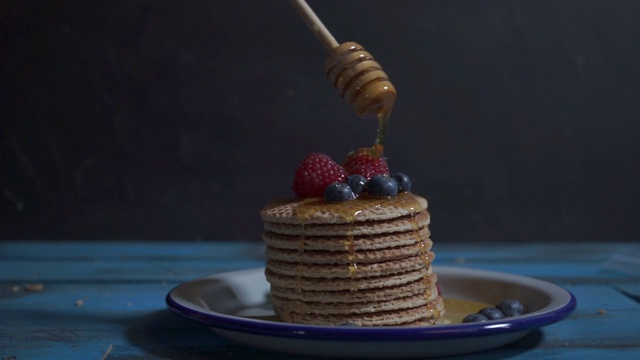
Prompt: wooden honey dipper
<box><xmin>290</xmin><ymin>0</ymin><xmax>397</xmax><ymax>121</ymax></box>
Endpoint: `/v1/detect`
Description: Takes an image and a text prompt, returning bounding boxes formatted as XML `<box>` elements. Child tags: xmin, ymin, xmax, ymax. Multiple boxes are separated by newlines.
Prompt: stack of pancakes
<box><xmin>261</xmin><ymin>192</ymin><xmax>444</xmax><ymax>326</ymax></box>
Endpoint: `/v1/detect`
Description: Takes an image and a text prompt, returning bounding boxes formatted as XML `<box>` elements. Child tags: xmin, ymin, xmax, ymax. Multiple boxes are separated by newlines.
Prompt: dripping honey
<box><xmin>289</xmin><ymin>193</ymin><xmax>425</xmax><ymax>295</ymax></box>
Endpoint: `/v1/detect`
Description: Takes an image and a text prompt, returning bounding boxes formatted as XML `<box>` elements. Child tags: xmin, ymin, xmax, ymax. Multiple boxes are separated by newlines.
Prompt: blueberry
<box><xmin>367</xmin><ymin>174</ymin><xmax>399</xmax><ymax>197</ymax></box>
<box><xmin>478</xmin><ymin>307</ymin><xmax>505</xmax><ymax>320</ymax></box>
<box><xmin>346</xmin><ymin>175</ymin><xmax>367</xmax><ymax>195</ymax></box>
<box><xmin>324</xmin><ymin>182</ymin><xmax>354</xmax><ymax>202</ymax></box>
<box><xmin>496</xmin><ymin>300</ymin><xmax>524</xmax><ymax>317</ymax></box>
<box><xmin>462</xmin><ymin>313</ymin><xmax>488</xmax><ymax>323</ymax></box>
<box><xmin>391</xmin><ymin>173</ymin><xmax>412</xmax><ymax>192</ymax></box>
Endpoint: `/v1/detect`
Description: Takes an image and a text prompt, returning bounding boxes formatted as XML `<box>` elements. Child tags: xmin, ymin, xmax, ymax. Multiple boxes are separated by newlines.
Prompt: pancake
<box><xmin>261</xmin><ymin>192</ymin><xmax>443</xmax><ymax>326</ymax></box>
<box><xmin>283</xmin><ymin>297</ymin><xmax>445</xmax><ymax>327</ymax></box>
<box><xmin>261</xmin><ymin>193</ymin><xmax>428</xmax><ymax>224</ymax></box>
<box><xmin>269</xmin><ymin>275</ymin><xmax>437</xmax><ymax>303</ymax></box>
<box><xmin>263</xmin><ymin>228</ymin><xmax>432</xmax><ymax>252</ymax></box>
<box><xmin>263</xmin><ymin>211</ymin><xmax>430</xmax><ymax>237</ymax></box>
<box><xmin>264</xmin><ymin>241</ymin><xmax>433</xmax><ymax>264</ymax></box>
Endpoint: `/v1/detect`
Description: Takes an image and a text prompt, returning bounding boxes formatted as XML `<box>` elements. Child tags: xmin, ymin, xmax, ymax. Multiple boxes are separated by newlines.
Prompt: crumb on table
<box><xmin>23</xmin><ymin>283</ymin><xmax>44</xmax><ymax>292</ymax></box>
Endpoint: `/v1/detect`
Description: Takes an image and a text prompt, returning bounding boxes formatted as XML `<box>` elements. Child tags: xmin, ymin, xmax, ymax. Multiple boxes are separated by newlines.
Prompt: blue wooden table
<box><xmin>1</xmin><ymin>241</ymin><xmax>639</xmax><ymax>359</ymax></box>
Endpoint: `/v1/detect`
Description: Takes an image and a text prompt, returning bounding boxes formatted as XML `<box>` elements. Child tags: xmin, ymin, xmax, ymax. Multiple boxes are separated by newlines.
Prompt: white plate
<box><xmin>166</xmin><ymin>266</ymin><xmax>576</xmax><ymax>359</ymax></box>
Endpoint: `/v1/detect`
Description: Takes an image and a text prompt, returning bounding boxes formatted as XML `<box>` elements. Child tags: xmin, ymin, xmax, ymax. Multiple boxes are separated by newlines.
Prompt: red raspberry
<box><xmin>343</xmin><ymin>150</ymin><xmax>390</xmax><ymax>180</ymax></box>
<box><xmin>292</xmin><ymin>153</ymin><xmax>347</xmax><ymax>198</ymax></box>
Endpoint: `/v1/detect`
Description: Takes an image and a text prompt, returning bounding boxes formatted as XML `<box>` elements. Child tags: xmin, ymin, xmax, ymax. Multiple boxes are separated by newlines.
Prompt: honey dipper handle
<box><xmin>289</xmin><ymin>0</ymin><xmax>339</xmax><ymax>51</ymax></box>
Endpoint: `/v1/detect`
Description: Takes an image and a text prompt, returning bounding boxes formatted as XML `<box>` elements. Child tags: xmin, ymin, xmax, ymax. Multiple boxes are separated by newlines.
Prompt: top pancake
<box><xmin>261</xmin><ymin>192</ymin><xmax>428</xmax><ymax>225</ymax></box>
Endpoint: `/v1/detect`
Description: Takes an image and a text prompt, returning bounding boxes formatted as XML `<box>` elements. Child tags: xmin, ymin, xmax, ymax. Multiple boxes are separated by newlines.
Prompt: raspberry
<box><xmin>343</xmin><ymin>149</ymin><xmax>390</xmax><ymax>180</ymax></box>
<box><xmin>292</xmin><ymin>153</ymin><xmax>347</xmax><ymax>198</ymax></box>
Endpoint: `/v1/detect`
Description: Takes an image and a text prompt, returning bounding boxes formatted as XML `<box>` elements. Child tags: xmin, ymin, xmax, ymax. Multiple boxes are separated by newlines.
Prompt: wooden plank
<box><xmin>1</xmin><ymin>258</ymin><xmax>635</xmax><ymax>284</ymax></box>
<box><xmin>0</xmin><ymin>240</ymin><xmax>267</xmax><ymax>260</ymax></box>
<box><xmin>2</xmin><ymin>241</ymin><xmax>639</xmax><ymax>359</ymax></box>
<box><xmin>1</xmin><ymin>241</ymin><xmax>636</xmax><ymax>262</ymax></box>
<box><xmin>1</xmin><ymin>283</ymin><xmax>638</xmax><ymax>360</ymax></box>
<box><xmin>0</xmin><ymin>259</ymin><xmax>265</xmax><ymax>282</ymax></box>
<box><xmin>0</xmin><ymin>282</ymin><xmax>170</xmax><ymax>311</ymax></box>
<box><xmin>1</xmin><ymin>283</ymin><xmax>637</xmax><ymax>316</ymax></box>
<box><xmin>1</xmin><ymin>241</ymin><xmax>637</xmax><ymax>283</ymax></box>
<box><xmin>567</xmin><ymin>285</ymin><xmax>640</xmax><ymax>310</ymax></box>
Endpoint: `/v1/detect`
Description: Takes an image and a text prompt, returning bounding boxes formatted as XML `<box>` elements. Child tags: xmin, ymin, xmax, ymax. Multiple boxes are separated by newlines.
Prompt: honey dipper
<box><xmin>289</xmin><ymin>0</ymin><xmax>397</xmax><ymax>121</ymax></box>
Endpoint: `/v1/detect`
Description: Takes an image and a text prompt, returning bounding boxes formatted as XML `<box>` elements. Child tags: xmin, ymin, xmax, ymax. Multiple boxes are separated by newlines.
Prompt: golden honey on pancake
<box><xmin>261</xmin><ymin>192</ymin><xmax>444</xmax><ymax>326</ymax></box>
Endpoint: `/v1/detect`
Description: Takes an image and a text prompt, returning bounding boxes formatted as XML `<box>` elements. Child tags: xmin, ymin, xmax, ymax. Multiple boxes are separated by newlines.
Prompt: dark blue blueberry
<box><xmin>324</xmin><ymin>182</ymin><xmax>354</xmax><ymax>202</ymax></box>
<box><xmin>479</xmin><ymin>307</ymin><xmax>505</xmax><ymax>320</ymax></box>
<box><xmin>367</xmin><ymin>174</ymin><xmax>399</xmax><ymax>197</ymax></box>
<box><xmin>346</xmin><ymin>175</ymin><xmax>367</xmax><ymax>195</ymax></box>
<box><xmin>391</xmin><ymin>173</ymin><xmax>412</xmax><ymax>192</ymax></box>
<box><xmin>462</xmin><ymin>313</ymin><xmax>488</xmax><ymax>323</ymax></box>
<box><xmin>496</xmin><ymin>300</ymin><xmax>524</xmax><ymax>317</ymax></box>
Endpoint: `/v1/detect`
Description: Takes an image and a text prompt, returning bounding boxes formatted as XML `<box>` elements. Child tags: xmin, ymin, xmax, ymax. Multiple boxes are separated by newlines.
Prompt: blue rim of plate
<box><xmin>166</xmin><ymin>266</ymin><xmax>577</xmax><ymax>342</ymax></box>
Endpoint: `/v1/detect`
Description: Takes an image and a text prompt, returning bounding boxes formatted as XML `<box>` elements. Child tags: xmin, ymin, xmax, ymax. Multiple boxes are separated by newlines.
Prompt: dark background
<box><xmin>1</xmin><ymin>0</ymin><xmax>639</xmax><ymax>242</ymax></box>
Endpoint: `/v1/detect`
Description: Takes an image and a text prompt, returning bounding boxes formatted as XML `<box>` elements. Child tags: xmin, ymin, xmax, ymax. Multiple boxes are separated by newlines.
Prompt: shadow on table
<box><xmin>447</xmin><ymin>329</ymin><xmax>545</xmax><ymax>360</ymax></box>
<box><xmin>126</xmin><ymin>310</ymin><xmax>545</xmax><ymax>360</ymax></box>
<box><xmin>125</xmin><ymin>310</ymin><xmax>307</xmax><ymax>360</ymax></box>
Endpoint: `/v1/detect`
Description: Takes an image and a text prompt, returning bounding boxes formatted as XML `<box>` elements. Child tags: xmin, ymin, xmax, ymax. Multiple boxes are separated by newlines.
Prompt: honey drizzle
<box><xmin>425</xmin><ymin>301</ymin><xmax>442</xmax><ymax>319</ymax></box>
<box><xmin>295</xmin><ymin>223</ymin><xmax>305</xmax><ymax>294</ymax></box>
<box><xmin>346</xmin><ymin>222</ymin><xmax>358</xmax><ymax>292</ymax></box>
<box><xmin>357</xmin><ymin>110</ymin><xmax>390</xmax><ymax>158</ymax></box>
<box><xmin>402</xmin><ymin>196</ymin><xmax>434</xmax><ymax>305</ymax></box>
<box><xmin>292</xmin><ymin>193</ymin><xmax>425</xmax><ymax>294</ymax></box>
<box><xmin>353</xmin><ymin>107</ymin><xmax>390</xmax><ymax>160</ymax></box>
<box><xmin>374</xmin><ymin>109</ymin><xmax>390</xmax><ymax>156</ymax></box>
